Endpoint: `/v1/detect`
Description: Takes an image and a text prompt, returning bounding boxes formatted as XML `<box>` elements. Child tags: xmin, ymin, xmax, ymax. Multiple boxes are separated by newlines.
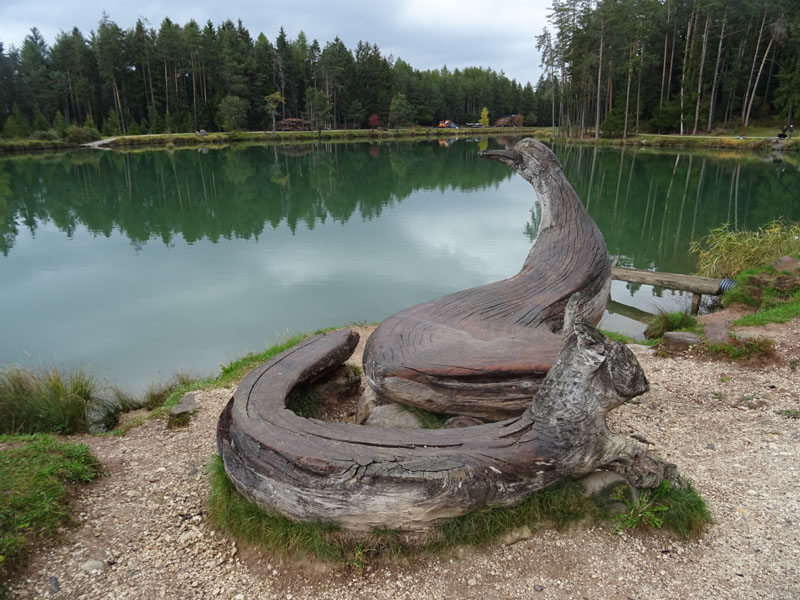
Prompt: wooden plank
<box><xmin>611</xmin><ymin>266</ymin><xmax>722</xmax><ymax>295</ymax></box>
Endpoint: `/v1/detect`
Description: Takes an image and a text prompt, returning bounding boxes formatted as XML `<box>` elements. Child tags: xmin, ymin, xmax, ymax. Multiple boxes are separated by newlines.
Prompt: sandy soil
<box><xmin>6</xmin><ymin>316</ymin><xmax>800</xmax><ymax>600</ymax></box>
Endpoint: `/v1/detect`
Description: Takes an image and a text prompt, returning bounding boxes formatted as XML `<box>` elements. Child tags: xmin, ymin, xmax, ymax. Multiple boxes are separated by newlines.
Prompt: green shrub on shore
<box><xmin>0</xmin><ymin>366</ymin><xmax>138</xmax><ymax>435</ymax></box>
<box><xmin>690</xmin><ymin>222</ymin><xmax>800</xmax><ymax>278</ymax></box>
<box><xmin>0</xmin><ymin>434</ymin><xmax>101</xmax><ymax>576</ymax></box>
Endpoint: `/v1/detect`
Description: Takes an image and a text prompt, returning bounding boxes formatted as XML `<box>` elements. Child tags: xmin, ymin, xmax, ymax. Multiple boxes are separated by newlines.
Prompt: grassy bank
<box><xmin>104</xmin><ymin>126</ymin><xmax>545</xmax><ymax>150</ymax></box>
<box><xmin>0</xmin><ymin>435</ymin><xmax>101</xmax><ymax>578</ymax></box>
<box><xmin>553</xmin><ymin>132</ymin><xmax>797</xmax><ymax>151</ymax></box>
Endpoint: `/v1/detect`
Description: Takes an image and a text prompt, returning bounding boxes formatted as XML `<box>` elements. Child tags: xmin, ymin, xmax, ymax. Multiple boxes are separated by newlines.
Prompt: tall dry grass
<box><xmin>690</xmin><ymin>221</ymin><xmax>800</xmax><ymax>277</ymax></box>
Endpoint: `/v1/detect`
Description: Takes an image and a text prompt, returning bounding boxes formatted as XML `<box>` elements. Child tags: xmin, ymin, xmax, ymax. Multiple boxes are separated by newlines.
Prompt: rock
<box><xmin>80</xmin><ymin>559</ymin><xmax>105</xmax><ymax>573</ymax></box>
<box><xmin>168</xmin><ymin>392</ymin><xmax>199</xmax><ymax>428</ymax></box>
<box><xmin>467</xmin><ymin>578</ymin><xmax>477</xmax><ymax>586</ymax></box>
<box><xmin>363</xmin><ymin>404</ymin><xmax>424</xmax><ymax>429</ymax></box>
<box><xmin>706</xmin><ymin>442</ymin><xmax>716</xmax><ymax>451</ymax></box>
<box><xmin>48</xmin><ymin>576</ymin><xmax>60</xmax><ymax>593</ymax></box>
<box><xmin>772</xmin><ymin>256</ymin><xmax>800</xmax><ymax>272</ymax></box>
<box><xmin>178</xmin><ymin>529</ymin><xmax>200</xmax><ymax>544</ymax></box>
<box><xmin>534</xmin><ymin>584</ymin><xmax>545</xmax><ymax>592</ymax></box>
<box><xmin>704</xmin><ymin>321</ymin><xmax>731</xmax><ymax>345</ymax></box>
<box><xmin>732</xmin><ymin>330</ymin><xmax>771</xmax><ymax>343</ymax></box>
<box><xmin>356</xmin><ymin>386</ymin><xmax>381</xmax><ymax>424</ymax></box>
<box><xmin>442</xmin><ymin>416</ymin><xmax>484</xmax><ymax>429</ymax></box>
<box><xmin>580</xmin><ymin>470</ymin><xmax>639</xmax><ymax>515</ymax></box>
<box><xmin>500</xmin><ymin>525</ymin><xmax>532</xmax><ymax>545</ymax></box>
<box><xmin>661</xmin><ymin>331</ymin><xmax>702</xmax><ymax>353</ymax></box>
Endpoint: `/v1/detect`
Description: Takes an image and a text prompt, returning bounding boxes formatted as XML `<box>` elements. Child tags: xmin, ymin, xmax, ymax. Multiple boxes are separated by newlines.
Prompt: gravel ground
<box><xmin>6</xmin><ymin>318</ymin><xmax>800</xmax><ymax>600</ymax></box>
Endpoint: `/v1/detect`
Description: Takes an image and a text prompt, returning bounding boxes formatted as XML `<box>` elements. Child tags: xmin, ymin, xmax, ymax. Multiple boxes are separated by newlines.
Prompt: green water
<box><xmin>1</xmin><ymin>140</ymin><xmax>797</xmax><ymax>391</ymax></box>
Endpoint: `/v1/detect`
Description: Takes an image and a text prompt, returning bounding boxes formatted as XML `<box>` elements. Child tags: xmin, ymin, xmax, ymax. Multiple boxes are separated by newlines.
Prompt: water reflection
<box><xmin>0</xmin><ymin>141</ymin><xmax>511</xmax><ymax>256</ymax></box>
<box><xmin>1</xmin><ymin>140</ymin><xmax>798</xmax><ymax>390</ymax></box>
<box><xmin>549</xmin><ymin>144</ymin><xmax>800</xmax><ymax>273</ymax></box>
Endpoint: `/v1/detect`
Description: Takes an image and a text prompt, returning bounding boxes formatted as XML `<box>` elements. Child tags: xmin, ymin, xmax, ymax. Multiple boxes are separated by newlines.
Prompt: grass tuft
<box><xmin>644</xmin><ymin>311</ymin><xmax>699</xmax><ymax>340</ymax></box>
<box><xmin>0</xmin><ymin>434</ymin><xmax>101</xmax><ymax>576</ymax></box>
<box><xmin>0</xmin><ymin>366</ymin><xmax>139</xmax><ymax>435</ymax></box>
<box><xmin>705</xmin><ymin>337</ymin><xmax>775</xmax><ymax>361</ymax></box>
<box><xmin>141</xmin><ymin>371</ymin><xmax>198</xmax><ymax>411</ymax></box>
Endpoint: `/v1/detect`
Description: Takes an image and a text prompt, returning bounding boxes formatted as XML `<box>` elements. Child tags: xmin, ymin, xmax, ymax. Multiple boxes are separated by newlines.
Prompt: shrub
<box><xmin>63</xmin><ymin>125</ymin><xmax>101</xmax><ymax>144</ymax></box>
<box><xmin>29</xmin><ymin>129</ymin><xmax>59</xmax><ymax>141</ymax></box>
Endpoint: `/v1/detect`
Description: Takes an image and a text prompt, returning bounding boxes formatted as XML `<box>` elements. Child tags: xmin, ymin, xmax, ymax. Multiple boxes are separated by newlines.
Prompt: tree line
<box><xmin>0</xmin><ymin>15</ymin><xmax>537</xmax><ymax>138</ymax></box>
<box><xmin>535</xmin><ymin>0</ymin><xmax>799</xmax><ymax>138</ymax></box>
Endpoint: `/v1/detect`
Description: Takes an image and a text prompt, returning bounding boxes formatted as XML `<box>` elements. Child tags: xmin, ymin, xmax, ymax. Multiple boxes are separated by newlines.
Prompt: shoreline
<box><xmin>2</xmin><ymin>127</ymin><xmax>798</xmax><ymax>155</ymax></box>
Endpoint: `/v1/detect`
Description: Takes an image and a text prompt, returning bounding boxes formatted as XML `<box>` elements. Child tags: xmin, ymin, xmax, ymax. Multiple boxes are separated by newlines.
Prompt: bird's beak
<box><xmin>478</xmin><ymin>148</ymin><xmax>522</xmax><ymax>168</ymax></box>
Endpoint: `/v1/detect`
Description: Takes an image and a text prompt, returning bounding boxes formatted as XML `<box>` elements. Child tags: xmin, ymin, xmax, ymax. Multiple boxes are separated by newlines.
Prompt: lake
<box><xmin>1</xmin><ymin>138</ymin><xmax>798</xmax><ymax>392</ymax></box>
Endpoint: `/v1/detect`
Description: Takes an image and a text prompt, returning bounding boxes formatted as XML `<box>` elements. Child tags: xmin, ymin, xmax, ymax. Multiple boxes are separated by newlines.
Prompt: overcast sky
<box><xmin>0</xmin><ymin>0</ymin><xmax>549</xmax><ymax>85</ymax></box>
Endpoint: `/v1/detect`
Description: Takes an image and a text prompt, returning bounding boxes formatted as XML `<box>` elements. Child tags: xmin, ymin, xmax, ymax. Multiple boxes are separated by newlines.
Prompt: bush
<box><xmin>29</xmin><ymin>129</ymin><xmax>60</xmax><ymax>141</ymax></box>
<box><xmin>63</xmin><ymin>125</ymin><xmax>101</xmax><ymax>144</ymax></box>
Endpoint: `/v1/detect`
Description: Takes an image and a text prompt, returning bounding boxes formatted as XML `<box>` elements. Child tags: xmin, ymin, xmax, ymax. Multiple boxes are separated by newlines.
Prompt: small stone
<box><xmin>363</xmin><ymin>404</ymin><xmax>424</xmax><ymax>429</ymax></box>
<box><xmin>356</xmin><ymin>387</ymin><xmax>381</xmax><ymax>424</ymax></box>
<box><xmin>80</xmin><ymin>560</ymin><xmax>105</xmax><ymax>573</ymax></box>
<box><xmin>704</xmin><ymin>322</ymin><xmax>731</xmax><ymax>345</ymax></box>
<box><xmin>48</xmin><ymin>576</ymin><xmax>60</xmax><ymax>594</ymax></box>
<box><xmin>168</xmin><ymin>392</ymin><xmax>199</xmax><ymax>427</ymax></box>
<box><xmin>579</xmin><ymin>470</ymin><xmax>639</xmax><ymax>514</ymax></box>
<box><xmin>772</xmin><ymin>255</ymin><xmax>800</xmax><ymax>272</ymax></box>
<box><xmin>534</xmin><ymin>584</ymin><xmax>544</xmax><ymax>592</ymax></box>
<box><xmin>442</xmin><ymin>416</ymin><xmax>485</xmax><ymax>429</ymax></box>
<box><xmin>500</xmin><ymin>526</ymin><xmax>532</xmax><ymax>546</ymax></box>
<box><xmin>706</xmin><ymin>442</ymin><xmax>716</xmax><ymax>450</ymax></box>
<box><xmin>467</xmin><ymin>578</ymin><xmax>477</xmax><ymax>586</ymax></box>
<box><xmin>187</xmin><ymin>467</ymin><xmax>199</xmax><ymax>477</ymax></box>
<box><xmin>661</xmin><ymin>331</ymin><xmax>702</xmax><ymax>353</ymax></box>
<box><xmin>178</xmin><ymin>530</ymin><xmax>199</xmax><ymax>544</ymax></box>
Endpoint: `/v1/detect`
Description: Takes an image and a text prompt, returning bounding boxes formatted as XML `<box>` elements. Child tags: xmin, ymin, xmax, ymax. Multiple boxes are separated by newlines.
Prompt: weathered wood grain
<box><xmin>217</xmin><ymin>301</ymin><xmax>677</xmax><ymax>532</ymax></box>
<box><xmin>362</xmin><ymin>138</ymin><xmax>611</xmax><ymax>420</ymax></box>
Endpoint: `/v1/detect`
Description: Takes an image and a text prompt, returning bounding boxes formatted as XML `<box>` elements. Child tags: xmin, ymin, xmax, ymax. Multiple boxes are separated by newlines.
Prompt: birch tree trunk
<box><xmin>742</xmin><ymin>12</ymin><xmax>766</xmax><ymax>125</ymax></box>
<box><xmin>623</xmin><ymin>45</ymin><xmax>633</xmax><ymax>140</ymax></box>
<box><xmin>595</xmin><ymin>21</ymin><xmax>604</xmax><ymax>140</ymax></box>
<box><xmin>706</xmin><ymin>13</ymin><xmax>726</xmax><ymax>133</ymax></box>
<box><xmin>692</xmin><ymin>14</ymin><xmax>710</xmax><ymax>134</ymax></box>
<box><xmin>679</xmin><ymin>8</ymin><xmax>696</xmax><ymax>135</ymax></box>
<box><xmin>744</xmin><ymin>37</ymin><xmax>774</xmax><ymax>128</ymax></box>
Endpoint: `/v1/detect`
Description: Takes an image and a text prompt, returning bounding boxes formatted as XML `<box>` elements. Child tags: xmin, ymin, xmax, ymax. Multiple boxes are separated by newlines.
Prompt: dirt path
<box><xmin>7</xmin><ymin>319</ymin><xmax>800</xmax><ymax>599</ymax></box>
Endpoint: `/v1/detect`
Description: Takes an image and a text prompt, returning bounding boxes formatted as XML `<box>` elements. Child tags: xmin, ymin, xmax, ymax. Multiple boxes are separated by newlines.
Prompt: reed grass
<box><xmin>690</xmin><ymin>222</ymin><xmax>800</xmax><ymax>278</ymax></box>
<box><xmin>0</xmin><ymin>366</ymin><xmax>138</xmax><ymax>435</ymax></box>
